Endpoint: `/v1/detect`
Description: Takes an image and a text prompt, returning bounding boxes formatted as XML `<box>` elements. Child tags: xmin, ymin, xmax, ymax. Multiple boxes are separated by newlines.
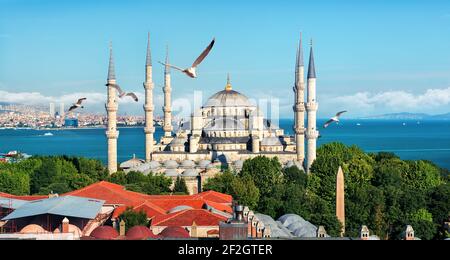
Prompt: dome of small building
<box><xmin>182</xmin><ymin>169</ymin><xmax>199</xmax><ymax>177</ymax></box>
<box><xmin>120</xmin><ymin>155</ymin><xmax>145</xmax><ymax>169</ymax></box>
<box><xmin>89</xmin><ymin>226</ymin><xmax>119</xmax><ymax>240</ymax></box>
<box><xmin>278</xmin><ymin>214</ymin><xmax>306</xmax><ymax>227</ymax></box>
<box><xmin>148</xmin><ymin>161</ymin><xmax>161</xmax><ymax>169</ymax></box>
<box><xmin>126</xmin><ymin>226</ymin><xmax>159</xmax><ymax>240</ymax></box>
<box><xmin>20</xmin><ymin>224</ymin><xmax>47</xmax><ymax>234</ymax></box>
<box><xmin>164</xmin><ymin>169</ymin><xmax>179</xmax><ymax>177</ymax></box>
<box><xmin>180</xmin><ymin>160</ymin><xmax>195</xmax><ymax>169</ymax></box>
<box><xmin>167</xmin><ymin>205</ymin><xmax>194</xmax><ymax>214</ymax></box>
<box><xmin>284</xmin><ymin>160</ymin><xmax>304</xmax><ymax>171</ymax></box>
<box><xmin>197</xmin><ymin>160</ymin><xmax>211</xmax><ymax>169</ymax></box>
<box><xmin>204</xmin><ymin>90</ymin><xmax>254</xmax><ymax>108</ymax></box>
<box><xmin>159</xmin><ymin>226</ymin><xmax>190</xmax><ymax>239</ymax></box>
<box><xmin>164</xmin><ymin>160</ymin><xmax>179</xmax><ymax>169</ymax></box>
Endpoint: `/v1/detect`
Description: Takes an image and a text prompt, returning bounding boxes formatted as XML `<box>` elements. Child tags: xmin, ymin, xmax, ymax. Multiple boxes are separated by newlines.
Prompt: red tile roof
<box><xmin>152</xmin><ymin>209</ymin><xmax>228</xmax><ymax>227</ymax></box>
<box><xmin>196</xmin><ymin>190</ymin><xmax>233</xmax><ymax>204</ymax></box>
<box><xmin>0</xmin><ymin>192</ymin><xmax>47</xmax><ymax>201</ymax></box>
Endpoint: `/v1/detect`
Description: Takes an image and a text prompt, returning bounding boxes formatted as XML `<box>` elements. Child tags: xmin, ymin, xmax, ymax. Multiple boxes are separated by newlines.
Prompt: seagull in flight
<box><xmin>158</xmin><ymin>38</ymin><xmax>215</xmax><ymax>78</ymax></box>
<box><xmin>68</xmin><ymin>98</ymin><xmax>87</xmax><ymax>112</ymax></box>
<box><xmin>323</xmin><ymin>111</ymin><xmax>347</xmax><ymax>128</ymax></box>
<box><xmin>106</xmin><ymin>83</ymin><xmax>139</xmax><ymax>102</ymax></box>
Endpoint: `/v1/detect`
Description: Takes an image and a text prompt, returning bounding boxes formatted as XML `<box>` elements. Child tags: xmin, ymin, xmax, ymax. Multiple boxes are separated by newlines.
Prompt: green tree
<box><xmin>240</xmin><ymin>156</ymin><xmax>282</xmax><ymax>197</ymax></box>
<box><xmin>0</xmin><ymin>170</ymin><xmax>30</xmax><ymax>195</ymax></box>
<box><xmin>118</xmin><ymin>208</ymin><xmax>149</xmax><ymax>231</ymax></box>
<box><xmin>230</xmin><ymin>175</ymin><xmax>260</xmax><ymax>209</ymax></box>
<box><xmin>173</xmin><ymin>176</ymin><xmax>188</xmax><ymax>194</ymax></box>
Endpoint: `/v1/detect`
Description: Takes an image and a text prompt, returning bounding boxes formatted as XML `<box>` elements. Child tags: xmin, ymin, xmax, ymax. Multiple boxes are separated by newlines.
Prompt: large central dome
<box><xmin>204</xmin><ymin>89</ymin><xmax>254</xmax><ymax>107</ymax></box>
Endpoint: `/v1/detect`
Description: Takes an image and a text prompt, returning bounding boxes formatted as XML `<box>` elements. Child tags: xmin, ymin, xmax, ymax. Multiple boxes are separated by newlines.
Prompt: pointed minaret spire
<box><xmin>107</xmin><ymin>42</ymin><xmax>116</xmax><ymax>81</ymax></box>
<box><xmin>146</xmin><ymin>32</ymin><xmax>152</xmax><ymax>66</ymax></box>
<box><xmin>225</xmin><ymin>73</ymin><xmax>232</xmax><ymax>91</ymax></box>
<box><xmin>298</xmin><ymin>32</ymin><xmax>304</xmax><ymax>67</ymax></box>
<box><xmin>308</xmin><ymin>39</ymin><xmax>316</xmax><ymax>79</ymax></box>
<box><xmin>164</xmin><ymin>45</ymin><xmax>170</xmax><ymax>74</ymax></box>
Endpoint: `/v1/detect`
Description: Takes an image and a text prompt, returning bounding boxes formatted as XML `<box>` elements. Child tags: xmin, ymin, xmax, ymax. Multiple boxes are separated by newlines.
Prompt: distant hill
<box><xmin>361</xmin><ymin>112</ymin><xmax>450</xmax><ymax>120</ymax></box>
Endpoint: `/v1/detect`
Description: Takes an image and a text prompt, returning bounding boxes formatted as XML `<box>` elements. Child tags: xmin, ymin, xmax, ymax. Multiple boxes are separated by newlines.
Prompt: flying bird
<box><xmin>106</xmin><ymin>83</ymin><xmax>139</xmax><ymax>102</ymax></box>
<box><xmin>158</xmin><ymin>38</ymin><xmax>215</xmax><ymax>78</ymax></box>
<box><xmin>323</xmin><ymin>111</ymin><xmax>347</xmax><ymax>128</ymax></box>
<box><xmin>68</xmin><ymin>98</ymin><xmax>87</xmax><ymax>112</ymax></box>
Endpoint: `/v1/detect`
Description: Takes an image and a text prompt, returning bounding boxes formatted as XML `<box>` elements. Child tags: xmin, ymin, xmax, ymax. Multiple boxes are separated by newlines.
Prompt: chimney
<box><xmin>119</xmin><ymin>220</ymin><xmax>126</xmax><ymax>236</ymax></box>
<box><xmin>191</xmin><ymin>221</ymin><xmax>198</xmax><ymax>238</ymax></box>
<box><xmin>62</xmin><ymin>217</ymin><xmax>69</xmax><ymax>233</ymax></box>
<box><xmin>234</xmin><ymin>205</ymin><xmax>244</xmax><ymax>222</ymax></box>
<box><xmin>360</xmin><ymin>225</ymin><xmax>370</xmax><ymax>240</ymax></box>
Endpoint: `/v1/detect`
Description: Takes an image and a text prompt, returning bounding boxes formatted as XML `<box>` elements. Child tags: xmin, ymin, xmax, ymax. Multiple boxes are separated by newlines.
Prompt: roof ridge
<box><xmin>152</xmin><ymin>208</ymin><xmax>190</xmax><ymax>226</ymax></box>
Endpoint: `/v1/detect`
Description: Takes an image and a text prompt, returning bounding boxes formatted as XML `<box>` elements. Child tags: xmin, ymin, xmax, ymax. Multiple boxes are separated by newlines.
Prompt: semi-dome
<box><xmin>182</xmin><ymin>169</ymin><xmax>199</xmax><ymax>177</ymax></box>
<box><xmin>89</xmin><ymin>226</ymin><xmax>119</xmax><ymax>240</ymax></box>
<box><xmin>164</xmin><ymin>169</ymin><xmax>179</xmax><ymax>177</ymax></box>
<box><xmin>261</xmin><ymin>136</ymin><xmax>282</xmax><ymax>146</ymax></box>
<box><xmin>204</xmin><ymin>90</ymin><xmax>254</xmax><ymax>107</ymax></box>
<box><xmin>164</xmin><ymin>160</ymin><xmax>179</xmax><ymax>169</ymax></box>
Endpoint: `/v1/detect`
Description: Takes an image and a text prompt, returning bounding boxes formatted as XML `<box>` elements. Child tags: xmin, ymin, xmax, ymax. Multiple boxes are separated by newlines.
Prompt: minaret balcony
<box><xmin>144</xmin><ymin>127</ymin><xmax>155</xmax><ymax>134</ymax></box>
<box><xmin>144</xmin><ymin>104</ymin><xmax>154</xmax><ymax>111</ymax></box>
<box><xmin>293</xmin><ymin>103</ymin><xmax>306</xmax><ymax>112</ymax></box>
<box><xmin>306</xmin><ymin>130</ymin><xmax>319</xmax><ymax>139</ymax></box>
<box><xmin>106</xmin><ymin>104</ymin><xmax>118</xmax><ymax>112</ymax></box>
<box><xmin>295</xmin><ymin>128</ymin><xmax>306</xmax><ymax>135</ymax></box>
<box><xmin>143</xmin><ymin>82</ymin><xmax>154</xmax><ymax>89</ymax></box>
<box><xmin>162</xmin><ymin>106</ymin><xmax>172</xmax><ymax>113</ymax></box>
<box><xmin>306</xmin><ymin>102</ymin><xmax>318</xmax><ymax>111</ymax></box>
<box><xmin>106</xmin><ymin>130</ymin><xmax>119</xmax><ymax>139</ymax></box>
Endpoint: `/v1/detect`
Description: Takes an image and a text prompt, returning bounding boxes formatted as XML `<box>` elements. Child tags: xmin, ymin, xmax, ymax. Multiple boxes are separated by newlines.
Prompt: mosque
<box><xmin>106</xmin><ymin>34</ymin><xmax>319</xmax><ymax>194</ymax></box>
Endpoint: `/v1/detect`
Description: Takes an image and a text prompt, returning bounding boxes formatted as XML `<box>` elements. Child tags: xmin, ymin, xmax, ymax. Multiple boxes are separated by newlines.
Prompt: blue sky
<box><xmin>1</xmin><ymin>0</ymin><xmax>450</xmax><ymax>118</ymax></box>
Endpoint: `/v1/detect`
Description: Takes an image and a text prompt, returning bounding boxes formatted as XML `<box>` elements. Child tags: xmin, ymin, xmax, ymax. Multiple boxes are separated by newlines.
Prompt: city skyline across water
<box><xmin>1</xmin><ymin>119</ymin><xmax>449</xmax><ymax>170</ymax></box>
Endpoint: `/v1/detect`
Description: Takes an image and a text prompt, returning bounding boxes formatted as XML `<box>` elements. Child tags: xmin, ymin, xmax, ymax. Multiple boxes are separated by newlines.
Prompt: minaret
<box><xmin>163</xmin><ymin>45</ymin><xmax>173</xmax><ymax>137</ymax></box>
<box><xmin>306</xmin><ymin>39</ymin><xmax>319</xmax><ymax>173</ymax></box>
<box><xmin>143</xmin><ymin>33</ymin><xmax>154</xmax><ymax>162</ymax></box>
<box><xmin>336</xmin><ymin>166</ymin><xmax>345</xmax><ymax>236</ymax></box>
<box><xmin>293</xmin><ymin>33</ymin><xmax>306</xmax><ymax>166</ymax></box>
<box><xmin>105</xmin><ymin>42</ymin><xmax>119</xmax><ymax>174</ymax></box>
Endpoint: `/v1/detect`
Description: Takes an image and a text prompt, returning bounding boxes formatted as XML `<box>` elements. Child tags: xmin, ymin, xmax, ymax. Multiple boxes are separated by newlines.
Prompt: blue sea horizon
<box><xmin>1</xmin><ymin>118</ymin><xmax>449</xmax><ymax>170</ymax></box>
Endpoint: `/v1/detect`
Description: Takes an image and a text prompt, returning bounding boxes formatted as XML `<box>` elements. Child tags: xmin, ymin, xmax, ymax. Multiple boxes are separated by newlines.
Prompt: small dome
<box><xmin>133</xmin><ymin>163</ymin><xmax>151</xmax><ymax>173</ymax></box>
<box><xmin>90</xmin><ymin>226</ymin><xmax>119</xmax><ymax>240</ymax></box>
<box><xmin>167</xmin><ymin>205</ymin><xmax>194</xmax><ymax>214</ymax></box>
<box><xmin>120</xmin><ymin>155</ymin><xmax>145</xmax><ymax>169</ymax></box>
<box><xmin>182</xmin><ymin>169</ymin><xmax>199</xmax><ymax>177</ymax></box>
<box><xmin>20</xmin><ymin>224</ymin><xmax>47</xmax><ymax>234</ymax></box>
<box><xmin>126</xmin><ymin>226</ymin><xmax>159</xmax><ymax>240</ymax></box>
<box><xmin>148</xmin><ymin>161</ymin><xmax>161</xmax><ymax>169</ymax></box>
<box><xmin>197</xmin><ymin>160</ymin><xmax>211</xmax><ymax>169</ymax></box>
<box><xmin>164</xmin><ymin>169</ymin><xmax>179</xmax><ymax>177</ymax></box>
<box><xmin>181</xmin><ymin>160</ymin><xmax>195</xmax><ymax>169</ymax></box>
<box><xmin>159</xmin><ymin>226</ymin><xmax>190</xmax><ymax>239</ymax></box>
<box><xmin>170</xmin><ymin>137</ymin><xmax>187</xmax><ymax>146</ymax></box>
<box><xmin>164</xmin><ymin>160</ymin><xmax>179</xmax><ymax>169</ymax></box>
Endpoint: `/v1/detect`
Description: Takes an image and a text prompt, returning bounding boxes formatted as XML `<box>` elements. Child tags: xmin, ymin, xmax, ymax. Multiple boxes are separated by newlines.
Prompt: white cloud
<box><xmin>329</xmin><ymin>87</ymin><xmax>450</xmax><ymax>116</ymax></box>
